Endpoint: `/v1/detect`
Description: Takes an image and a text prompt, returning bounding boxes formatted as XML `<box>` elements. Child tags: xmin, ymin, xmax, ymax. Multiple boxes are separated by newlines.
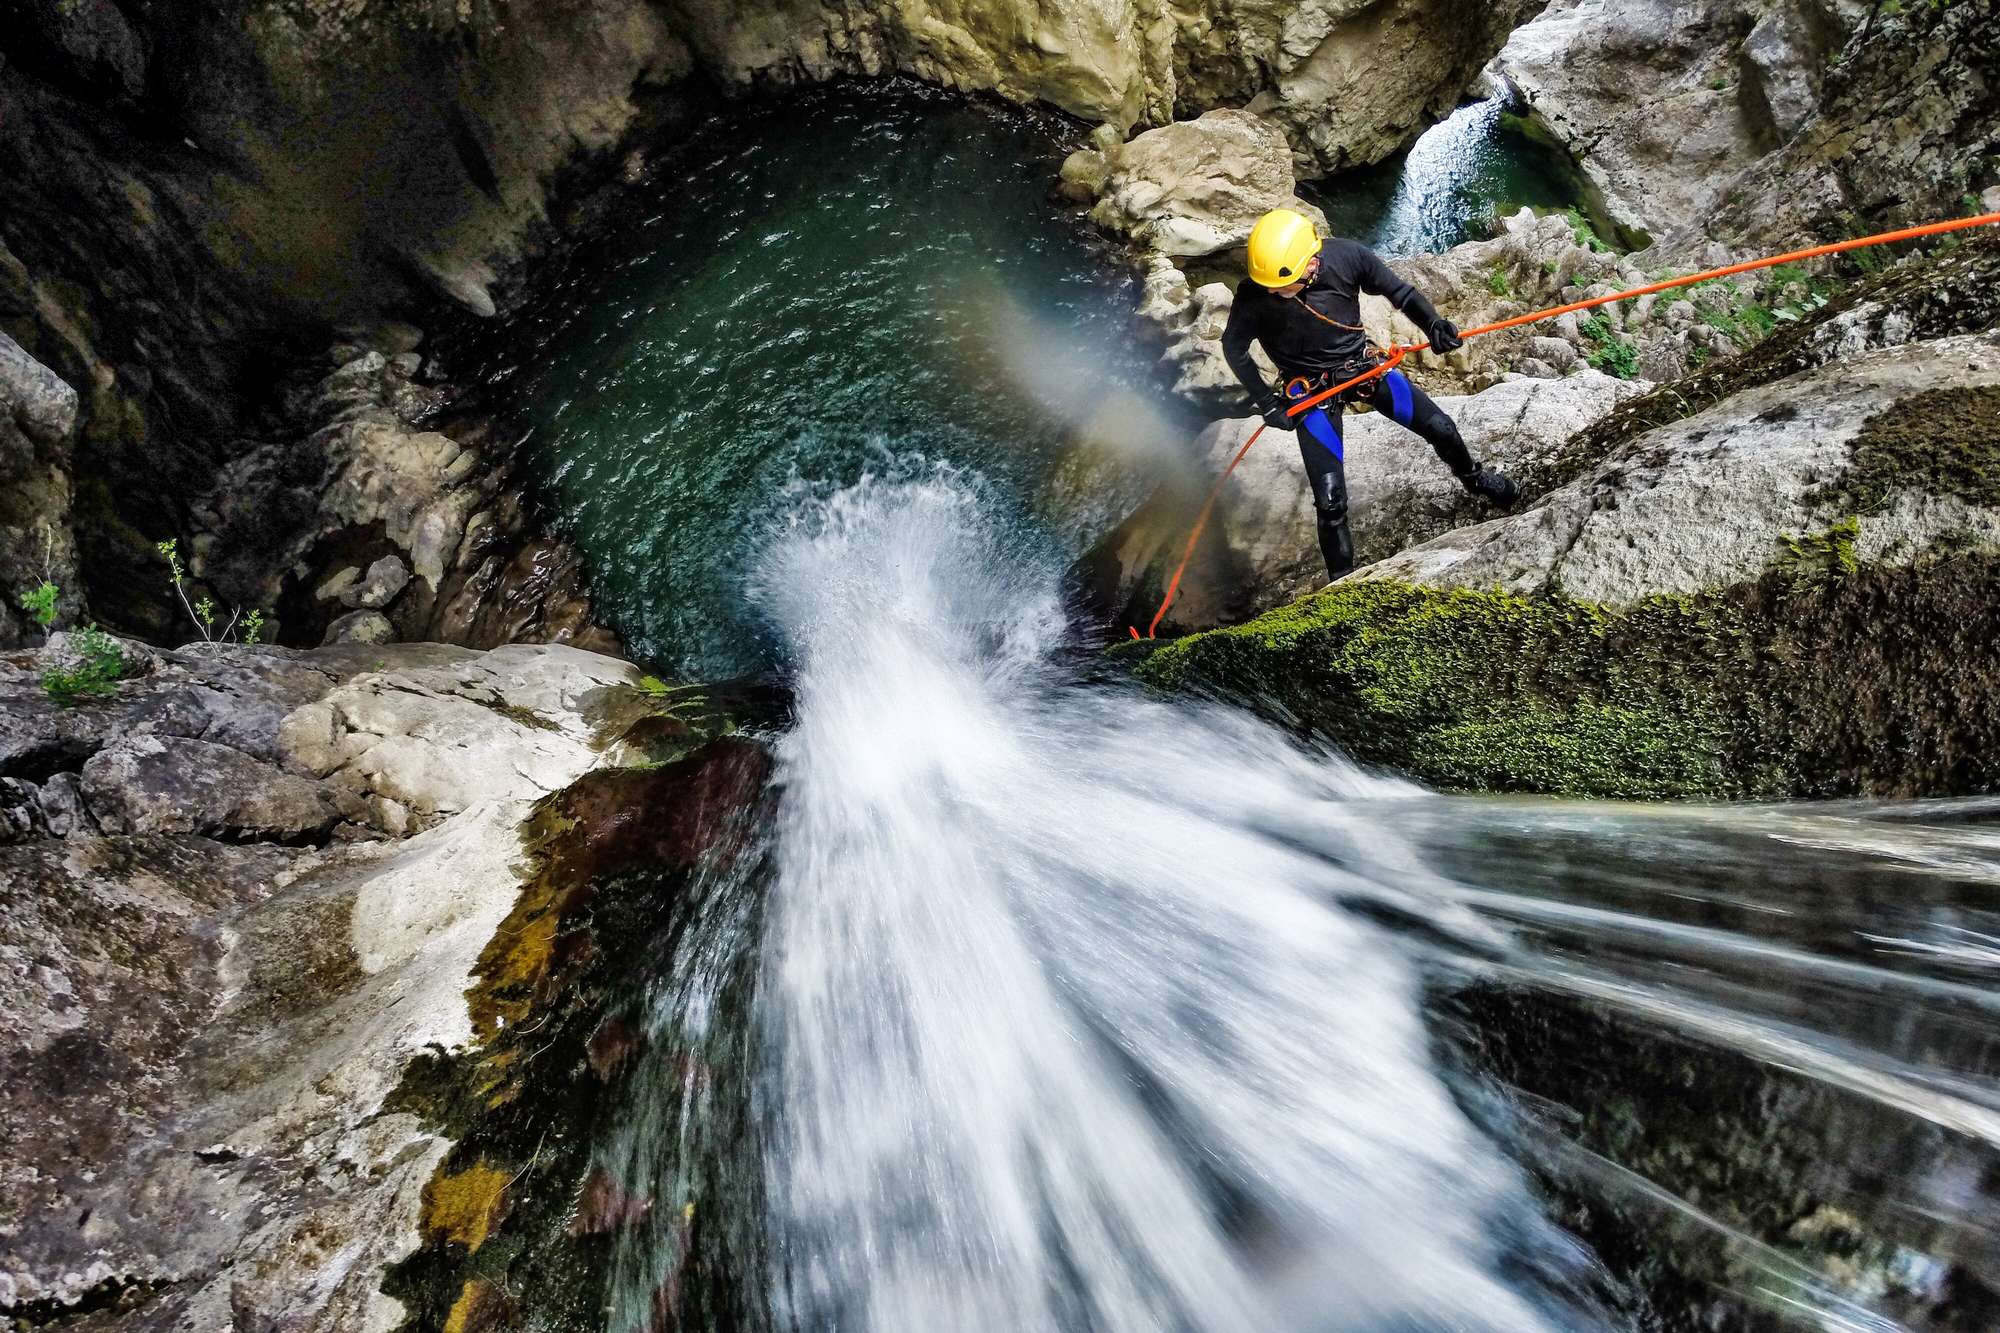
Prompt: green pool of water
<box><xmin>481</xmin><ymin>83</ymin><xmax>1192</xmax><ymax>677</ymax></box>
<box><xmin>480</xmin><ymin>85</ymin><xmax>1600</xmax><ymax>677</ymax></box>
<box><xmin>1302</xmin><ymin>98</ymin><xmax>1630</xmax><ymax>257</ymax></box>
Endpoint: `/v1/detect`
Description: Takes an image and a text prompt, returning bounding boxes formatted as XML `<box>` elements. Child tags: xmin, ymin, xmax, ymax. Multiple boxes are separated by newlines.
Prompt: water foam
<box><xmin>749</xmin><ymin>471</ymin><xmax>1604</xmax><ymax>1332</ymax></box>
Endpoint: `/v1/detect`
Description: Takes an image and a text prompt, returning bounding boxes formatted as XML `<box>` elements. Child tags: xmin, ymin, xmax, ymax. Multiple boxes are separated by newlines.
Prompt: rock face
<box><xmin>1496</xmin><ymin>0</ymin><xmax>1996</xmax><ymax>252</ymax></box>
<box><xmin>188</xmin><ymin>336</ymin><xmax>617</xmax><ymax>654</ymax></box>
<box><xmin>80</xmin><ymin>733</ymin><xmax>344</xmax><ymax>840</ymax></box>
<box><xmin>1358</xmin><ymin>336</ymin><xmax>2000</xmax><ymax>602</ymax></box>
<box><xmin>0</xmin><ymin>0</ymin><xmax>701</xmax><ymax>631</ymax></box>
<box><xmin>1235</xmin><ymin>0</ymin><xmax>1550</xmax><ymax>173</ymax></box>
<box><xmin>666</xmin><ymin>0</ymin><xmax>1544</xmax><ymax>169</ymax></box>
<box><xmin>0</xmin><ymin>331</ymin><xmax>81</xmax><ymax>648</ymax></box>
<box><xmin>0</xmin><ymin>635</ymin><xmax>744</xmax><ymax>1326</ymax></box>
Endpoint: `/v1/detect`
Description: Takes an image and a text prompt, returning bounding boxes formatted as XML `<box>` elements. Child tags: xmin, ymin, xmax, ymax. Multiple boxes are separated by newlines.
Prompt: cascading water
<box><xmin>751</xmin><ymin>469</ymin><xmax>1614</xmax><ymax>1332</ymax></box>
<box><xmin>596</xmin><ymin>469</ymin><xmax>2000</xmax><ymax>1332</ymax></box>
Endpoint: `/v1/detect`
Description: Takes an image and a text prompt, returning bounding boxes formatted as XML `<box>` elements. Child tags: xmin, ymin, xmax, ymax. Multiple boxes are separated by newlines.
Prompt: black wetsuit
<box><xmin>1220</xmin><ymin>237</ymin><xmax>1476</xmax><ymax>580</ymax></box>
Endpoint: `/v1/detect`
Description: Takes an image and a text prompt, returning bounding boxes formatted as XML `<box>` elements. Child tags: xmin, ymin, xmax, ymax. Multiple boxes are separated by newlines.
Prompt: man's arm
<box><xmin>1355</xmin><ymin>246</ymin><xmax>1443</xmax><ymax>331</ymax></box>
<box><xmin>1221</xmin><ymin>295</ymin><xmax>1295</xmax><ymax>427</ymax></box>
<box><xmin>1222</xmin><ymin>294</ymin><xmax>1273</xmax><ymax>401</ymax></box>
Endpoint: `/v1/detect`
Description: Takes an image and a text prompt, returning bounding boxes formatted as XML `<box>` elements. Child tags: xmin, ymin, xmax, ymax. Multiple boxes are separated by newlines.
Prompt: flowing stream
<box><xmin>477</xmin><ymin>85</ymin><xmax>2000</xmax><ymax>1330</ymax></box>
<box><xmin>594</xmin><ymin>471</ymin><xmax>2000</xmax><ymax>1331</ymax></box>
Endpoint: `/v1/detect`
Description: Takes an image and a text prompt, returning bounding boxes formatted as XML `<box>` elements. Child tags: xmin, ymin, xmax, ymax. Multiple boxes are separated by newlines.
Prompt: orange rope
<box><xmin>1130</xmin><ymin>210</ymin><xmax>2000</xmax><ymax>640</ymax></box>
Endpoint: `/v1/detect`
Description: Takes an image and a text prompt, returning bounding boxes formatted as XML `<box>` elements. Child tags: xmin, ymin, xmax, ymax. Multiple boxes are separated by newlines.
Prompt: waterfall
<box><xmin>747</xmin><ymin>469</ymin><xmax>1607</xmax><ymax>1332</ymax></box>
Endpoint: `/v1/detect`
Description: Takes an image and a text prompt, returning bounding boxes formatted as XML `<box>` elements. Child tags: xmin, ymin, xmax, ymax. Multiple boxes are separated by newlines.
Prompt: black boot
<box><xmin>1313</xmin><ymin>496</ymin><xmax>1355</xmax><ymax>581</ymax></box>
<box><xmin>1458</xmin><ymin>466</ymin><xmax>1519</xmax><ymax>508</ymax></box>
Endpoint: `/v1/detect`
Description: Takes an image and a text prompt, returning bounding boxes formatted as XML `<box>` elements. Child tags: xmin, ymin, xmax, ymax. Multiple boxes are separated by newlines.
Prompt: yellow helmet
<box><xmin>1246</xmin><ymin>208</ymin><xmax>1322</xmax><ymax>288</ymax></box>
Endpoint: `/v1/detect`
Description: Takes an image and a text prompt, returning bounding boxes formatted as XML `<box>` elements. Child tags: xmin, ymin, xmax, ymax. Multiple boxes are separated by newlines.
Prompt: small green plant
<box><xmin>1541</xmin><ymin>258</ymin><xmax>1559</xmax><ymax>276</ymax></box>
<box><xmin>1779</xmin><ymin>517</ymin><xmax>1862</xmax><ymax>577</ymax></box>
<box><xmin>637</xmin><ymin>674</ymin><xmax>671</xmax><ymax>696</ymax></box>
<box><xmin>1966</xmin><ymin>192</ymin><xmax>1986</xmax><ymax>217</ymax></box>
<box><xmin>40</xmin><ymin>624</ymin><xmax>129</xmax><ymax>707</ymax></box>
<box><xmin>17</xmin><ymin>581</ymin><xmax>58</xmax><ymax>631</ymax></box>
<box><xmin>1709</xmin><ymin>76</ymin><xmax>1729</xmax><ymax>90</ymax></box>
<box><xmin>1486</xmin><ymin>265</ymin><xmax>1511</xmax><ymax>297</ymax></box>
<box><xmin>1696</xmin><ymin>298</ymin><xmax>1742</xmax><ymax>339</ymax></box>
<box><xmin>158</xmin><ymin>538</ymin><xmax>269</xmax><ymax>645</ymax></box>
<box><xmin>1565</xmin><ymin>208</ymin><xmax>1610</xmax><ymax>254</ymax></box>
<box><xmin>1579</xmin><ymin>315</ymin><xmax>1640</xmax><ymax>379</ymax></box>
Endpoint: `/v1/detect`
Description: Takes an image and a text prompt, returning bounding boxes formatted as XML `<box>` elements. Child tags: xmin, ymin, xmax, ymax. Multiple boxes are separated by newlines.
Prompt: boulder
<box><xmin>80</xmin><ymin>734</ymin><xmax>344</xmax><ymax>841</ymax></box>
<box><xmin>279</xmin><ymin>643</ymin><xmax>645</xmax><ymax>822</ymax></box>
<box><xmin>325</xmin><ymin>609</ymin><xmax>397</xmax><ymax>646</ymax></box>
<box><xmin>344</xmin><ymin>553</ymin><xmax>412</xmax><ymax>610</ymax></box>
<box><xmin>0</xmin><ymin>330</ymin><xmax>79</xmax><ymax>444</ymax></box>
<box><xmin>1355</xmin><ymin>334</ymin><xmax>2000</xmax><ymax>602</ymax></box>
<box><xmin>1088</xmin><ymin>109</ymin><xmax>1327</xmax><ymax>258</ymax></box>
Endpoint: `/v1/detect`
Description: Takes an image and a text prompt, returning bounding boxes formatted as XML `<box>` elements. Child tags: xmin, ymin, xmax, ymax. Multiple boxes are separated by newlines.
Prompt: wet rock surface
<box><xmin>0</xmin><ymin>637</ymin><xmax>756</xmax><ymax>1327</ymax></box>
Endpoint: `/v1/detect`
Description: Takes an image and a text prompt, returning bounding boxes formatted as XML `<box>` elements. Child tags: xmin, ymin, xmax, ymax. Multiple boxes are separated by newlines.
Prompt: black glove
<box><xmin>1253</xmin><ymin>396</ymin><xmax>1294</xmax><ymax>431</ymax></box>
<box><xmin>1427</xmin><ymin>319</ymin><xmax>1464</xmax><ymax>355</ymax></box>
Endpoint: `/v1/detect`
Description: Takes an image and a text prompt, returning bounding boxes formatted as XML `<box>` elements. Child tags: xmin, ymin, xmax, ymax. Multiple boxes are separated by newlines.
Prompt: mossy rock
<box><xmin>1136</xmin><ymin>559</ymin><xmax>2000</xmax><ymax>800</ymax></box>
<box><xmin>384</xmin><ymin>737</ymin><xmax>773</xmax><ymax>1332</ymax></box>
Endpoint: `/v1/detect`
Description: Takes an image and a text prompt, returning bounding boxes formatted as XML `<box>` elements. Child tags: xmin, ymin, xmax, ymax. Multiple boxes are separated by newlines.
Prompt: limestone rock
<box><xmin>80</xmin><ymin>734</ymin><xmax>343</xmax><ymax>841</ymax></box>
<box><xmin>325</xmin><ymin>609</ymin><xmax>397</xmax><ymax>645</ymax></box>
<box><xmin>0</xmin><ymin>329</ymin><xmax>79</xmax><ymax>444</ymax></box>
<box><xmin>345</xmin><ymin>553</ymin><xmax>412</xmax><ymax>610</ymax></box>
<box><xmin>1355</xmin><ymin>335</ymin><xmax>2000</xmax><ymax>603</ymax></box>
<box><xmin>1</xmin><ymin>638</ymin><xmax>728</xmax><ymax>1322</ymax></box>
<box><xmin>279</xmin><ymin>643</ymin><xmax>644</xmax><ymax>822</ymax></box>
<box><xmin>1497</xmin><ymin>0</ymin><xmax>1991</xmax><ymax>258</ymax></box>
<box><xmin>1686</xmin><ymin>0</ymin><xmax>2000</xmax><ymax>255</ymax></box>
<box><xmin>1241</xmin><ymin>0</ymin><xmax>1550</xmax><ymax>173</ymax></box>
<box><xmin>1089</xmin><ymin>109</ymin><xmax>1326</xmax><ymax>258</ymax></box>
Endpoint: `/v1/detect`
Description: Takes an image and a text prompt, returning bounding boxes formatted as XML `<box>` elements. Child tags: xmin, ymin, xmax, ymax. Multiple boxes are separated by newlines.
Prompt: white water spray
<box><xmin>750</xmin><ymin>471</ymin><xmax>1604</xmax><ymax>1332</ymax></box>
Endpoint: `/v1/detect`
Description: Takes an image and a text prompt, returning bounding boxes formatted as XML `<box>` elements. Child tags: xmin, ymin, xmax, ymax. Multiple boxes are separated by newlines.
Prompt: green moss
<box><xmin>1579</xmin><ymin>314</ymin><xmax>1640</xmax><ymax>379</ymax></box>
<box><xmin>1778</xmin><ymin>517</ymin><xmax>1861</xmax><ymax>575</ymax></box>
<box><xmin>1813</xmin><ymin>385</ymin><xmax>2000</xmax><ymax>513</ymax></box>
<box><xmin>1141</xmin><ymin>581</ymin><xmax>1737</xmax><ymax>799</ymax></box>
<box><xmin>1136</xmin><ymin>559</ymin><xmax>2000</xmax><ymax>800</ymax></box>
<box><xmin>383</xmin><ymin>740</ymin><xmax>774</xmax><ymax>1333</ymax></box>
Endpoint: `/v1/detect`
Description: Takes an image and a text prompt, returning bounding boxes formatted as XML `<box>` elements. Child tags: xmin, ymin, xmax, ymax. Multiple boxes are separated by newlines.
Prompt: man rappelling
<box><xmin>1221</xmin><ymin>208</ymin><xmax>1519</xmax><ymax>582</ymax></box>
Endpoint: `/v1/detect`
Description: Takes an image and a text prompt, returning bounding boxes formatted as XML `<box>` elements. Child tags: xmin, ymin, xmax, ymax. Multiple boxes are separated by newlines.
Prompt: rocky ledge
<box><xmin>1124</xmin><ymin>234</ymin><xmax>2000</xmax><ymax>800</ymax></box>
<box><xmin>0</xmin><ymin>636</ymin><xmax>760</xmax><ymax>1327</ymax></box>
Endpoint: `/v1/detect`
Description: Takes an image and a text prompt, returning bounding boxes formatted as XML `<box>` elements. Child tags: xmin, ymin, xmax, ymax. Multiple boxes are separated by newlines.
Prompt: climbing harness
<box><xmin>1130</xmin><ymin>210</ymin><xmax>2000</xmax><ymax>640</ymax></box>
